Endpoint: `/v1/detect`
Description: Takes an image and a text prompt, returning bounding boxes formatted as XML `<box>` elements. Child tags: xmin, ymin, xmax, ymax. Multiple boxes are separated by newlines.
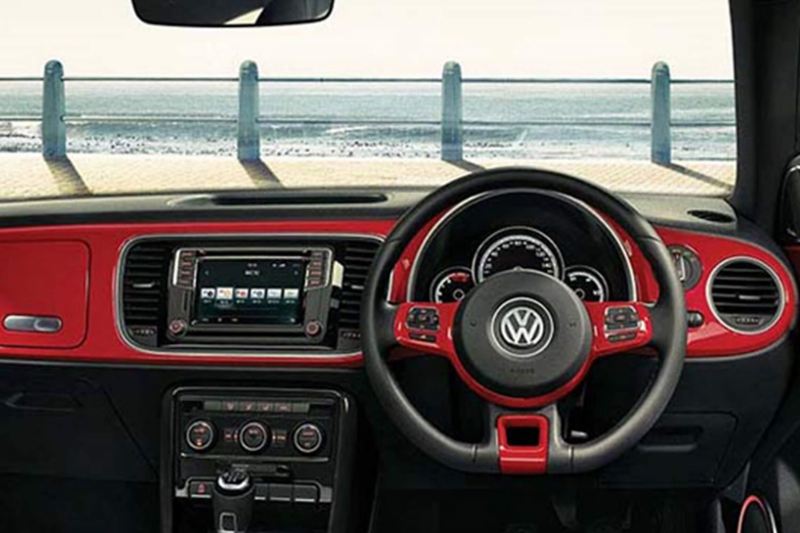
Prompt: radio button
<box><xmin>188</xmin><ymin>479</ymin><xmax>213</xmax><ymax>499</ymax></box>
<box><xmin>240</xmin><ymin>421</ymin><xmax>270</xmax><ymax>453</ymax></box>
<box><xmin>186</xmin><ymin>420</ymin><xmax>215</xmax><ymax>452</ymax></box>
<box><xmin>284</xmin><ymin>288</ymin><xmax>300</xmax><ymax>300</ymax></box>
<box><xmin>293</xmin><ymin>423</ymin><xmax>323</xmax><ymax>455</ymax></box>
<box><xmin>271</xmin><ymin>429</ymin><xmax>289</xmax><ymax>448</ymax></box>
<box><xmin>305</xmin><ymin>320</ymin><xmax>323</xmax><ymax>337</ymax></box>
<box><xmin>168</xmin><ymin>319</ymin><xmax>188</xmax><ymax>336</ymax></box>
<box><xmin>239</xmin><ymin>400</ymin><xmax>257</xmax><ymax>412</ymax></box>
<box><xmin>291</xmin><ymin>402</ymin><xmax>310</xmax><ymax>414</ymax></box>
<box><xmin>257</xmin><ymin>401</ymin><xmax>275</xmax><ymax>413</ymax></box>
<box><xmin>203</xmin><ymin>400</ymin><xmax>222</xmax><ymax>412</ymax></box>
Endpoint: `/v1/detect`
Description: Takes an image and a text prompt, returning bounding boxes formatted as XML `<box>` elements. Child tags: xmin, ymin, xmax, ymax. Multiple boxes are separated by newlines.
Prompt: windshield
<box><xmin>0</xmin><ymin>0</ymin><xmax>735</xmax><ymax>200</ymax></box>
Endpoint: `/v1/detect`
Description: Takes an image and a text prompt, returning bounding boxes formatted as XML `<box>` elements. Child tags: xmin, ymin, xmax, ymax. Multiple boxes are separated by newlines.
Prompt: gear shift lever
<box><xmin>212</xmin><ymin>468</ymin><xmax>255</xmax><ymax>533</ymax></box>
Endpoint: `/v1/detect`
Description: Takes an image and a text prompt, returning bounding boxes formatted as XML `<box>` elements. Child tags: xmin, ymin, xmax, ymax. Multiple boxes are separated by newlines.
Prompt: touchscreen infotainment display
<box><xmin>194</xmin><ymin>258</ymin><xmax>306</xmax><ymax>326</ymax></box>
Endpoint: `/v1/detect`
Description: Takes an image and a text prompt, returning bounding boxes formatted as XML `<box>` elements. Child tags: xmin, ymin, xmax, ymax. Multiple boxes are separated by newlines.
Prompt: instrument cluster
<box><xmin>410</xmin><ymin>190</ymin><xmax>634</xmax><ymax>304</ymax></box>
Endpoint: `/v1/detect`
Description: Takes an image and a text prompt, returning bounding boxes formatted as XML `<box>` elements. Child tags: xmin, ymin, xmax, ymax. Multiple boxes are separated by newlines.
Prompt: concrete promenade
<box><xmin>0</xmin><ymin>154</ymin><xmax>735</xmax><ymax>201</ymax></box>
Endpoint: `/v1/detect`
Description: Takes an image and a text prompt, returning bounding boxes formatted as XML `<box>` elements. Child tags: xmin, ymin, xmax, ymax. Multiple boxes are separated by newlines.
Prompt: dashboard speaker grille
<box><xmin>710</xmin><ymin>259</ymin><xmax>782</xmax><ymax>332</ymax></box>
<box><xmin>121</xmin><ymin>242</ymin><xmax>171</xmax><ymax>328</ymax></box>
<box><xmin>338</xmin><ymin>240</ymin><xmax>381</xmax><ymax>329</ymax></box>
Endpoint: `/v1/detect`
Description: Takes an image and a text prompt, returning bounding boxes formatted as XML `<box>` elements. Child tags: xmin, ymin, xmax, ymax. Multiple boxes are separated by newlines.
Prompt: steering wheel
<box><xmin>361</xmin><ymin>168</ymin><xmax>687</xmax><ymax>475</ymax></box>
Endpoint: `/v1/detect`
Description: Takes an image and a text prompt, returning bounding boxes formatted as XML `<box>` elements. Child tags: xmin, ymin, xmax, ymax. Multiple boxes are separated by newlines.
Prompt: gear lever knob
<box><xmin>212</xmin><ymin>468</ymin><xmax>254</xmax><ymax>533</ymax></box>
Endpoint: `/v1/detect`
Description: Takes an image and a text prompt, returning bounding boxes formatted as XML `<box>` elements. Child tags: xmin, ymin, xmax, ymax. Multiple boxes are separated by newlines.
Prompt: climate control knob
<box><xmin>186</xmin><ymin>420</ymin><xmax>215</xmax><ymax>452</ymax></box>
<box><xmin>293</xmin><ymin>423</ymin><xmax>324</xmax><ymax>455</ymax></box>
<box><xmin>239</xmin><ymin>421</ymin><xmax>270</xmax><ymax>453</ymax></box>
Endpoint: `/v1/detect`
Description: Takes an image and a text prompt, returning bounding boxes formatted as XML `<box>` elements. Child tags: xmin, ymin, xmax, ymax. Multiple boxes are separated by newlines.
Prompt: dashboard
<box><xmin>0</xmin><ymin>190</ymin><xmax>792</xmax><ymax>365</ymax></box>
<box><xmin>0</xmin><ymin>187</ymin><xmax>794</xmax><ymax>498</ymax></box>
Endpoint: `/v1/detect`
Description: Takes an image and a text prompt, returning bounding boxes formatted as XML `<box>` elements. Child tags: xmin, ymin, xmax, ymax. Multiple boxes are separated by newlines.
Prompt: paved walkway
<box><xmin>0</xmin><ymin>153</ymin><xmax>735</xmax><ymax>201</ymax></box>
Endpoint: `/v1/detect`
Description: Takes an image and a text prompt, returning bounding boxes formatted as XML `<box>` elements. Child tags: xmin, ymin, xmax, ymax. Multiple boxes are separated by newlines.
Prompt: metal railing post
<box><xmin>238</xmin><ymin>60</ymin><xmax>260</xmax><ymax>161</ymax></box>
<box><xmin>650</xmin><ymin>61</ymin><xmax>671</xmax><ymax>164</ymax></box>
<box><xmin>441</xmin><ymin>61</ymin><xmax>463</xmax><ymax>161</ymax></box>
<box><xmin>42</xmin><ymin>60</ymin><xmax>66</xmax><ymax>159</ymax></box>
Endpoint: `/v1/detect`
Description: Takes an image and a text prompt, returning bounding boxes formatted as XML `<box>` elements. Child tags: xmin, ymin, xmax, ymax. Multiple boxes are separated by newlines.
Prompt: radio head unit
<box><xmin>194</xmin><ymin>257</ymin><xmax>306</xmax><ymax>327</ymax></box>
<box><xmin>166</xmin><ymin>246</ymin><xmax>339</xmax><ymax>346</ymax></box>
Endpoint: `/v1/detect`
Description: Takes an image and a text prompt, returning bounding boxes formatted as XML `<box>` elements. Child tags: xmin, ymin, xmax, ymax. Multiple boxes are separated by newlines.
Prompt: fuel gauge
<box><xmin>565</xmin><ymin>266</ymin><xmax>609</xmax><ymax>302</ymax></box>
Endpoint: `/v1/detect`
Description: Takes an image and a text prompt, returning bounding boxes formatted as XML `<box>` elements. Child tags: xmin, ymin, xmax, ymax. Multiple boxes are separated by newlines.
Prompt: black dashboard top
<box><xmin>0</xmin><ymin>186</ymin><xmax>738</xmax><ymax>233</ymax></box>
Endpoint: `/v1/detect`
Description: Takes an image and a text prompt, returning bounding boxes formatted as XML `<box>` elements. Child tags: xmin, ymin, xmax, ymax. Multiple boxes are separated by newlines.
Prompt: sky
<box><xmin>0</xmin><ymin>0</ymin><xmax>734</xmax><ymax>78</ymax></box>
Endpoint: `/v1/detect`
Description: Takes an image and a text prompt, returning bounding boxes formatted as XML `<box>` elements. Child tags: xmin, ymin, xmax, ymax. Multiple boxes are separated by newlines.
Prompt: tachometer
<box><xmin>564</xmin><ymin>266</ymin><xmax>609</xmax><ymax>302</ymax></box>
<box><xmin>431</xmin><ymin>267</ymin><xmax>475</xmax><ymax>303</ymax></box>
<box><xmin>473</xmin><ymin>227</ymin><xmax>564</xmax><ymax>283</ymax></box>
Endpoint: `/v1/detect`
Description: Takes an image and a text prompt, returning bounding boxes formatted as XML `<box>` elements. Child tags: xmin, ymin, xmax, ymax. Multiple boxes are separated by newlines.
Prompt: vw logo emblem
<box><xmin>491</xmin><ymin>297</ymin><xmax>555</xmax><ymax>358</ymax></box>
<box><xmin>500</xmin><ymin>307</ymin><xmax>546</xmax><ymax>347</ymax></box>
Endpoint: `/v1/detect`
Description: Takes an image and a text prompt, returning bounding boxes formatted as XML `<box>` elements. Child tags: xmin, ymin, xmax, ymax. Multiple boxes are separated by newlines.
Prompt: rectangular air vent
<box><xmin>121</xmin><ymin>242</ymin><xmax>171</xmax><ymax>346</ymax></box>
<box><xmin>338</xmin><ymin>240</ymin><xmax>381</xmax><ymax>330</ymax></box>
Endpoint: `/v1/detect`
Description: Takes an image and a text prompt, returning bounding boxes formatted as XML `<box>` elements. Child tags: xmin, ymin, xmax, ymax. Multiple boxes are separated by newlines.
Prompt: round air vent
<box><xmin>709</xmin><ymin>258</ymin><xmax>783</xmax><ymax>333</ymax></box>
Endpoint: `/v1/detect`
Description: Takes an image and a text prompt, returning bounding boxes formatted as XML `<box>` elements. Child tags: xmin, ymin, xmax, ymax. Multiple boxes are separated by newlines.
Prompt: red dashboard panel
<box><xmin>642</xmin><ymin>227</ymin><xmax>795</xmax><ymax>357</ymax></box>
<box><xmin>0</xmin><ymin>217</ymin><xmax>792</xmax><ymax>365</ymax></box>
<box><xmin>0</xmin><ymin>220</ymin><xmax>395</xmax><ymax>366</ymax></box>
<box><xmin>394</xmin><ymin>222</ymin><xmax>798</xmax><ymax>360</ymax></box>
<box><xmin>0</xmin><ymin>240</ymin><xmax>89</xmax><ymax>349</ymax></box>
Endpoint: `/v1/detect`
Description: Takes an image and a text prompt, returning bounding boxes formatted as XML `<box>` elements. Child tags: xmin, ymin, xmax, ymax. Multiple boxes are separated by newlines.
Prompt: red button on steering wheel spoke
<box><xmin>393</xmin><ymin>302</ymin><xmax>460</xmax><ymax>359</ymax></box>
<box><xmin>584</xmin><ymin>301</ymin><xmax>653</xmax><ymax>357</ymax></box>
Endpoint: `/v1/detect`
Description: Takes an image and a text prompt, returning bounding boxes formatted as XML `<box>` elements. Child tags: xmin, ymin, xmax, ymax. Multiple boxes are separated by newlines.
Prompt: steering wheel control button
<box><xmin>239</xmin><ymin>421</ymin><xmax>270</xmax><ymax>453</ymax></box>
<box><xmin>455</xmin><ymin>270</ymin><xmax>591</xmax><ymax>398</ymax></box>
<box><xmin>604</xmin><ymin>306</ymin><xmax>640</xmax><ymax>331</ymax></box>
<box><xmin>409</xmin><ymin>331</ymin><xmax>437</xmax><ymax>343</ymax></box>
<box><xmin>186</xmin><ymin>420</ymin><xmax>215</xmax><ymax>452</ymax></box>
<box><xmin>406</xmin><ymin>307</ymin><xmax>440</xmax><ymax>331</ymax></box>
<box><xmin>293</xmin><ymin>423</ymin><xmax>324</xmax><ymax>455</ymax></box>
<box><xmin>608</xmin><ymin>332</ymin><xmax>637</xmax><ymax>343</ymax></box>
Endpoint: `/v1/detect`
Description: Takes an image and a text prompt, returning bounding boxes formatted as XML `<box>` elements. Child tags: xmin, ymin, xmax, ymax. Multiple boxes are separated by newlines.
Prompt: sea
<box><xmin>0</xmin><ymin>81</ymin><xmax>736</xmax><ymax>160</ymax></box>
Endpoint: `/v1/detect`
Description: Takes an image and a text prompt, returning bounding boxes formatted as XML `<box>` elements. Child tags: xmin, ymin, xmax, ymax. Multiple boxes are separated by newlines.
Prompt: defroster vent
<box><xmin>709</xmin><ymin>258</ymin><xmax>783</xmax><ymax>333</ymax></box>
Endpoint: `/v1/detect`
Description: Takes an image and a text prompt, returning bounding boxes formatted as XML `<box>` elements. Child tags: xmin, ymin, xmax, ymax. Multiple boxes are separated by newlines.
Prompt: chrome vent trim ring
<box><xmin>706</xmin><ymin>256</ymin><xmax>785</xmax><ymax>335</ymax></box>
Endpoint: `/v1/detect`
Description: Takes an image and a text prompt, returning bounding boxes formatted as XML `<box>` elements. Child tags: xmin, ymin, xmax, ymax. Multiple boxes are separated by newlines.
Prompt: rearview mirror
<box><xmin>132</xmin><ymin>0</ymin><xmax>334</xmax><ymax>27</ymax></box>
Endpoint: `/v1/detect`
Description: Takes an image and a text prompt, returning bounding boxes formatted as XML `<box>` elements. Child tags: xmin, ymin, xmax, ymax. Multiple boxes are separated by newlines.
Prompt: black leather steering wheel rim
<box><xmin>361</xmin><ymin>167</ymin><xmax>687</xmax><ymax>474</ymax></box>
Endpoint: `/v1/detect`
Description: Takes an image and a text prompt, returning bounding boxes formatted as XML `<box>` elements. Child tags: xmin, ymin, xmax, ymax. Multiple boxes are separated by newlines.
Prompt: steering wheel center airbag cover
<box><xmin>454</xmin><ymin>270</ymin><xmax>591</xmax><ymax>398</ymax></box>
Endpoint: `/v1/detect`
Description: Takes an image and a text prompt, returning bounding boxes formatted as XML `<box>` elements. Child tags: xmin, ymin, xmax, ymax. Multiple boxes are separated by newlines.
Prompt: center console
<box><xmin>119</xmin><ymin>234</ymin><xmax>381</xmax><ymax>354</ymax></box>
<box><xmin>161</xmin><ymin>387</ymin><xmax>357</xmax><ymax>533</ymax></box>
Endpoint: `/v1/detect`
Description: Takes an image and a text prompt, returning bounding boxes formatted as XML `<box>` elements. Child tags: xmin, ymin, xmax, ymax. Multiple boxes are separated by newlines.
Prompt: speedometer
<box><xmin>473</xmin><ymin>227</ymin><xmax>564</xmax><ymax>283</ymax></box>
